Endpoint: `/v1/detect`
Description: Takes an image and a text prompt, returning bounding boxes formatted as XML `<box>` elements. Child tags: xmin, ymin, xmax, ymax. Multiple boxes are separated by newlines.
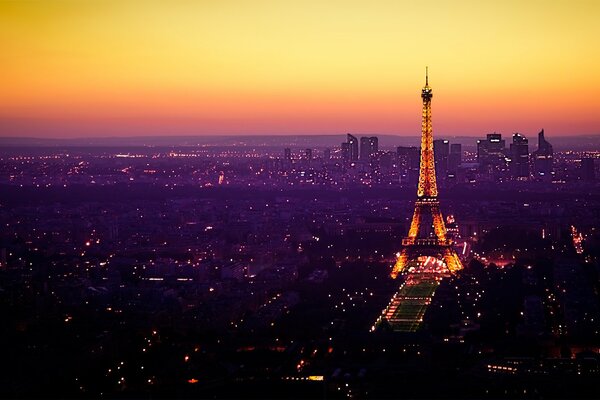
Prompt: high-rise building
<box><xmin>284</xmin><ymin>148</ymin><xmax>291</xmax><ymax>161</ymax></box>
<box><xmin>360</xmin><ymin>136</ymin><xmax>379</xmax><ymax>160</ymax></box>
<box><xmin>433</xmin><ymin>139</ymin><xmax>449</xmax><ymax>178</ymax></box>
<box><xmin>345</xmin><ymin>134</ymin><xmax>359</xmax><ymax>161</ymax></box>
<box><xmin>477</xmin><ymin>133</ymin><xmax>506</xmax><ymax>166</ymax></box>
<box><xmin>510</xmin><ymin>133</ymin><xmax>530</xmax><ymax>178</ymax></box>
<box><xmin>323</xmin><ymin>148</ymin><xmax>331</xmax><ymax>161</ymax></box>
<box><xmin>448</xmin><ymin>143</ymin><xmax>462</xmax><ymax>173</ymax></box>
<box><xmin>360</xmin><ymin>137</ymin><xmax>370</xmax><ymax>160</ymax></box>
<box><xmin>533</xmin><ymin>129</ymin><xmax>553</xmax><ymax>180</ymax></box>
<box><xmin>370</xmin><ymin>136</ymin><xmax>379</xmax><ymax>155</ymax></box>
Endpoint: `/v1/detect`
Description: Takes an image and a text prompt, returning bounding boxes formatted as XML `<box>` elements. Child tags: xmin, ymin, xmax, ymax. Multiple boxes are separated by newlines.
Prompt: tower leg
<box><xmin>407</xmin><ymin>204</ymin><xmax>422</xmax><ymax>240</ymax></box>
<box><xmin>442</xmin><ymin>247</ymin><xmax>463</xmax><ymax>273</ymax></box>
<box><xmin>391</xmin><ymin>248</ymin><xmax>409</xmax><ymax>278</ymax></box>
<box><xmin>430</xmin><ymin>203</ymin><xmax>448</xmax><ymax>242</ymax></box>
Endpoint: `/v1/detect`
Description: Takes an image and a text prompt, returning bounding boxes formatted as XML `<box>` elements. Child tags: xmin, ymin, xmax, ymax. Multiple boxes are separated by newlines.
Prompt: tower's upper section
<box><xmin>421</xmin><ymin>67</ymin><xmax>432</xmax><ymax>101</ymax></box>
<box><xmin>417</xmin><ymin>66</ymin><xmax>438</xmax><ymax>198</ymax></box>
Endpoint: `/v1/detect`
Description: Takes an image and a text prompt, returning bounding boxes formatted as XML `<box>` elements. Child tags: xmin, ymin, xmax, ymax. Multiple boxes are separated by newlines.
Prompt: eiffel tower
<box><xmin>391</xmin><ymin>69</ymin><xmax>463</xmax><ymax>278</ymax></box>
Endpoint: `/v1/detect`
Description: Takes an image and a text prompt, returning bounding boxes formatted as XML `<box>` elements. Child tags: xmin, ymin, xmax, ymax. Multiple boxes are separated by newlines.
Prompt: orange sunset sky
<box><xmin>1</xmin><ymin>0</ymin><xmax>599</xmax><ymax>137</ymax></box>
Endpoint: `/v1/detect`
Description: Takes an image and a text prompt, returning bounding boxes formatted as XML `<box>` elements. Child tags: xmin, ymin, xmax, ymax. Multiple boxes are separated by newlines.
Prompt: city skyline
<box><xmin>2</xmin><ymin>0</ymin><xmax>600</xmax><ymax>138</ymax></box>
<box><xmin>2</xmin><ymin>2</ymin><xmax>600</xmax><ymax>398</ymax></box>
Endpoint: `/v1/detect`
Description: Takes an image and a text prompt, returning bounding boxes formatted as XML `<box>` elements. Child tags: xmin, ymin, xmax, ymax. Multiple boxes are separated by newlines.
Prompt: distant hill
<box><xmin>0</xmin><ymin>134</ymin><xmax>598</xmax><ymax>151</ymax></box>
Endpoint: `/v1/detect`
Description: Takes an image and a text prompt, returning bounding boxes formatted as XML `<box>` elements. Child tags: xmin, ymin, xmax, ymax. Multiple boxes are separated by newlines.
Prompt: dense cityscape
<box><xmin>3</xmin><ymin>0</ymin><xmax>600</xmax><ymax>398</ymax></box>
<box><xmin>1</xmin><ymin>126</ymin><xmax>600</xmax><ymax>398</ymax></box>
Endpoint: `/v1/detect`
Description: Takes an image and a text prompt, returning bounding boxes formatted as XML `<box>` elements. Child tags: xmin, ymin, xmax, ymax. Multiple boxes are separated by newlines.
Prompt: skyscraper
<box><xmin>284</xmin><ymin>148</ymin><xmax>291</xmax><ymax>161</ymax></box>
<box><xmin>346</xmin><ymin>134</ymin><xmax>359</xmax><ymax>161</ymax></box>
<box><xmin>433</xmin><ymin>139</ymin><xmax>449</xmax><ymax>178</ymax></box>
<box><xmin>510</xmin><ymin>133</ymin><xmax>530</xmax><ymax>178</ymax></box>
<box><xmin>477</xmin><ymin>133</ymin><xmax>509</xmax><ymax>180</ymax></box>
<box><xmin>533</xmin><ymin>129</ymin><xmax>553</xmax><ymax>180</ymax></box>
<box><xmin>360</xmin><ymin>136</ymin><xmax>379</xmax><ymax>160</ymax></box>
<box><xmin>477</xmin><ymin>133</ymin><xmax>506</xmax><ymax>166</ymax></box>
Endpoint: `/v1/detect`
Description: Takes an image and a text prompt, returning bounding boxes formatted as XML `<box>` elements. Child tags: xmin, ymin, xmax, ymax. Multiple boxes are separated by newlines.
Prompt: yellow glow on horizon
<box><xmin>1</xmin><ymin>0</ymin><xmax>599</xmax><ymax>136</ymax></box>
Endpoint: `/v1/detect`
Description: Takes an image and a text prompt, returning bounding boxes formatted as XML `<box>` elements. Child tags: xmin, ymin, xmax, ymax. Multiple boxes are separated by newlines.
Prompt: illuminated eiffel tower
<box><xmin>391</xmin><ymin>69</ymin><xmax>463</xmax><ymax>278</ymax></box>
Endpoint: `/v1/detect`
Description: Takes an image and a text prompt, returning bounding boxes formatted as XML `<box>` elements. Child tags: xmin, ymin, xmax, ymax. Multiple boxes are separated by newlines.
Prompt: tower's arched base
<box><xmin>391</xmin><ymin>244</ymin><xmax>462</xmax><ymax>278</ymax></box>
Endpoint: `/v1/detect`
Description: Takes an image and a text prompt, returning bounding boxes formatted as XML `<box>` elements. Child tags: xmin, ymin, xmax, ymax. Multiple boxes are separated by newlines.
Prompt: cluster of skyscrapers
<box><xmin>477</xmin><ymin>129</ymin><xmax>555</xmax><ymax>180</ymax></box>
<box><xmin>340</xmin><ymin>134</ymin><xmax>379</xmax><ymax>162</ymax></box>
<box><xmin>280</xmin><ymin>129</ymin><xmax>596</xmax><ymax>184</ymax></box>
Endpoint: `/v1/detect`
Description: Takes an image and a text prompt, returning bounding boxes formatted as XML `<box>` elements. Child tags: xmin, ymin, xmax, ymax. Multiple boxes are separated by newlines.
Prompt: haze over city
<box><xmin>1</xmin><ymin>0</ymin><xmax>600</xmax><ymax>137</ymax></box>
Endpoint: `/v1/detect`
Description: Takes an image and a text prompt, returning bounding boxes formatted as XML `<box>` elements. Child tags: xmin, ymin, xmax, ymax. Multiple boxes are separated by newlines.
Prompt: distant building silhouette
<box><xmin>532</xmin><ymin>129</ymin><xmax>553</xmax><ymax>180</ymax></box>
<box><xmin>433</xmin><ymin>139</ymin><xmax>449</xmax><ymax>178</ymax></box>
<box><xmin>510</xmin><ymin>133</ymin><xmax>530</xmax><ymax>178</ymax></box>
<box><xmin>477</xmin><ymin>133</ymin><xmax>506</xmax><ymax>167</ymax></box>
<box><xmin>344</xmin><ymin>134</ymin><xmax>359</xmax><ymax>162</ymax></box>
<box><xmin>360</xmin><ymin>136</ymin><xmax>378</xmax><ymax>160</ymax></box>
<box><xmin>284</xmin><ymin>148</ymin><xmax>291</xmax><ymax>161</ymax></box>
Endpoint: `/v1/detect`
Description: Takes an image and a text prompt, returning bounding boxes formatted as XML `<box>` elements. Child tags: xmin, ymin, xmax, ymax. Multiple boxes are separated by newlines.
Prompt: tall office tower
<box><xmin>346</xmin><ymin>134</ymin><xmax>359</xmax><ymax>161</ymax></box>
<box><xmin>477</xmin><ymin>133</ymin><xmax>506</xmax><ymax>166</ymax></box>
<box><xmin>397</xmin><ymin>146</ymin><xmax>421</xmax><ymax>183</ymax></box>
<box><xmin>284</xmin><ymin>148</ymin><xmax>292</xmax><ymax>161</ymax></box>
<box><xmin>305</xmin><ymin>148</ymin><xmax>312</xmax><ymax>161</ymax></box>
<box><xmin>510</xmin><ymin>133</ymin><xmax>530</xmax><ymax>178</ymax></box>
<box><xmin>581</xmin><ymin>158</ymin><xmax>595</xmax><ymax>181</ymax></box>
<box><xmin>448</xmin><ymin>143</ymin><xmax>462</xmax><ymax>173</ymax></box>
<box><xmin>360</xmin><ymin>137</ymin><xmax>370</xmax><ymax>160</ymax></box>
<box><xmin>360</xmin><ymin>136</ymin><xmax>379</xmax><ymax>160</ymax></box>
<box><xmin>323</xmin><ymin>148</ymin><xmax>331</xmax><ymax>161</ymax></box>
<box><xmin>368</xmin><ymin>136</ymin><xmax>378</xmax><ymax>158</ymax></box>
<box><xmin>391</xmin><ymin>69</ymin><xmax>462</xmax><ymax>278</ymax></box>
<box><xmin>433</xmin><ymin>139</ymin><xmax>449</xmax><ymax>178</ymax></box>
<box><xmin>533</xmin><ymin>129</ymin><xmax>554</xmax><ymax>180</ymax></box>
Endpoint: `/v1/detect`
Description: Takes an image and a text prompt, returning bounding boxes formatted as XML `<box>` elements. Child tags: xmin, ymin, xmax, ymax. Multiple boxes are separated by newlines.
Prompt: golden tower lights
<box><xmin>391</xmin><ymin>68</ymin><xmax>463</xmax><ymax>278</ymax></box>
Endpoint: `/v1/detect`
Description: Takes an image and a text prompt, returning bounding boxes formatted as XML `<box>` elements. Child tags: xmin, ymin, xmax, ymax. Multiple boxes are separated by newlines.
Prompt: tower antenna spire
<box><xmin>426</xmin><ymin>66</ymin><xmax>428</xmax><ymax>86</ymax></box>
